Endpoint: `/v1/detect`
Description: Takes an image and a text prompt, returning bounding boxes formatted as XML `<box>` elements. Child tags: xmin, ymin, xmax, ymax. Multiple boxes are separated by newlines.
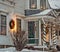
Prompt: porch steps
<box><xmin>24</xmin><ymin>46</ymin><xmax>48</xmax><ymax>51</ymax></box>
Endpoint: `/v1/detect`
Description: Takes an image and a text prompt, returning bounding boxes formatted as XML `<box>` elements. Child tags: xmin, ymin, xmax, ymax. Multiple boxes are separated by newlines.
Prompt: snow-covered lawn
<box><xmin>0</xmin><ymin>48</ymin><xmax>59</xmax><ymax>52</ymax></box>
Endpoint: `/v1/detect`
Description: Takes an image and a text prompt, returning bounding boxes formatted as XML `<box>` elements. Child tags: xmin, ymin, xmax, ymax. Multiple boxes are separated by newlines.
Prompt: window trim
<box><xmin>29</xmin><ymin>0</ymin><xmax>37</xmax><ymax>9</ymax></box>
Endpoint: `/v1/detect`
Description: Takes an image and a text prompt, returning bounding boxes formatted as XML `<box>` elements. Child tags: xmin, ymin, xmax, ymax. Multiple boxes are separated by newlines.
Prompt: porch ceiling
<box><xmin>25</xmin><ymin>9</ymin><xmax>55</xmax><ymax>22</ymax></box>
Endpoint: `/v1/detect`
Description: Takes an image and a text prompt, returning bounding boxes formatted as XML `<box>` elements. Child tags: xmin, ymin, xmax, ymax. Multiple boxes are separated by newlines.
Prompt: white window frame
<box><xmin>0</xmin><ymin>13</ymin><xmax>7</xmax><ymax>35</ymax></box>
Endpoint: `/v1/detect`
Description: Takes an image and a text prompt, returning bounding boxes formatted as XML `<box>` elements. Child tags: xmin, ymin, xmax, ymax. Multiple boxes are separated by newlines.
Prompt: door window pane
<box><xmin>28</xmin><ymin>21</ymin><xmax>35</xmax><ymax>44</ymax></box>
<box><xmin>28</xmin><ymin>39</ymin><xmax>35</xmax><ymax>44</ymax></box>
<box><xmin>28</xmin><ymin>21</ymin><xmax>35</xmax><ymax>38</ymax></box>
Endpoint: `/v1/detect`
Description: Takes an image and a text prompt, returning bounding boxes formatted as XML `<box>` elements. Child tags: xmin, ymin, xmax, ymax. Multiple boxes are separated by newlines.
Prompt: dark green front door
<box><xmin>28</xmin><ymin>21</ymin><xmax>35</xmax><ymax>44</ymax></box>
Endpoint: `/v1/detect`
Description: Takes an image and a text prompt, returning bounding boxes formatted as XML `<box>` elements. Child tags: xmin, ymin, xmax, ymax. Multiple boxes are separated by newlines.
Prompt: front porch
<box><xmin>24</xmin><ymin>9</ymin><xmax>60</xmax><ymax>51</ymax></box>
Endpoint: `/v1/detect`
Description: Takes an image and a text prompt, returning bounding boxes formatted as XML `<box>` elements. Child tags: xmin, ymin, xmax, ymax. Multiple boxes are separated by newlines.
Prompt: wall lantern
<box><xmin>9</xmin><ymin>19</ymin><xmax>15</xmax><ymax>29</ymax></box>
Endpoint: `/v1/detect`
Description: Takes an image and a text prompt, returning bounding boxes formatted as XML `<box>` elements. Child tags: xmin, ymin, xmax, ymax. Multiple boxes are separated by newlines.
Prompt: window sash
<box><xmin>40</xmin><ymin>0</ymin><xmax>46</xmax><ymax>10</ymax></box>
<box><xmin>1</xmin><ymin>26</ymin><xmax>6</xmax><ymax>35</ymax></box>
<box><xmin>29</xmin><ymin>0</ymin><xmax>37</xmax><ymax>9</ymax></box>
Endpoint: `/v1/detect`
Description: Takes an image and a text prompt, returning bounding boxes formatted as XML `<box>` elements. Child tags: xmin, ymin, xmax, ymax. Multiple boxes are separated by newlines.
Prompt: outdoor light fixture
<box><xmin>9</xmin><ymin>19</ymin><xmax>15</xmax><ymax>29</ymax></box>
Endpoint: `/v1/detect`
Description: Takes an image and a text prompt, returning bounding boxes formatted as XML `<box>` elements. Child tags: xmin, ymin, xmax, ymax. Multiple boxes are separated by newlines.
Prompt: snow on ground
<box><xmin>0</xmin><ymin>47</ymin><xmax>16</xmax><ymax>52</ymax></box>
<box><xmin>20</xmin><ymin>49</ymin><xmax>48</xmax><ymax>52</ymax></box>
<box><xmin>20</xmin><ymin>49</ymin><xmax>60</xmax><ymax>52</ymax></box>
<box><xmin>0</xmin><ymin>48</ymin><xmax>59</xmax><ymax>52</ymax></box>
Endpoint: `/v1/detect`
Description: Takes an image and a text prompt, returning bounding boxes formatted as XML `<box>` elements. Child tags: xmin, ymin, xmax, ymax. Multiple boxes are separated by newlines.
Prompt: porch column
<box><xmin>49</xmin><ymin>24</ymin><xmax>52</xmax><ymax>45</ymax></box>
<box><xmin>38</xmin><ymin>20</ymin><xmax>41</xmax><ymax>45</ymax></box>
<box><xmin>24</xmin><ymin>21</ymin><xmax>28</xmax><ymax>39</ymax></box>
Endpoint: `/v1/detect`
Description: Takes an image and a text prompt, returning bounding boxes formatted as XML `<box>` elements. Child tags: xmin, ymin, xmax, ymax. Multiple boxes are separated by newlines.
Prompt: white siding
<box><xmin>0</xmin><ymin>0</ymin><xmax>25</xmax><ymax>45</ymax></box>
<box><xmin>14</xmin><ymin>0</ymin><xmax>25</xmax><ymax>15</ymax></box>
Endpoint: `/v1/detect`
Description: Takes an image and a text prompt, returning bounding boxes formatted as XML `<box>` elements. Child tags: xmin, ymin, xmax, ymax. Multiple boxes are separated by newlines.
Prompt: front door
<box><xmin>27</xmin><ymin>21</ymin><xmax>39</xmax><ymax>45</ymax></box>
<box><xmin>28</xmin><ymin>21</ymin><xmax>35</xmax><ymax>44</ymax></box>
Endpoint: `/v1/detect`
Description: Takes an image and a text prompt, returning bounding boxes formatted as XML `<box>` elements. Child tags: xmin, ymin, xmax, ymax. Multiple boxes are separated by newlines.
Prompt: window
<box><xmin>16</xmin><ymin>19</ymin><xmax>21</xmax><ymax>33</ymax></box>
<box><xmin>29</xmin><ymin>0</ymin><xmax>37</xmax><ymax>9</ymax></box>
<box><xmin>0</xmin><ymin>15</ymin><xmax>6</xmax><ymax>35</ymax></box>
<box><xmin>40</xmin><ymin>0</ymin><xmax>47</xmax><ymax>10</ymax></box>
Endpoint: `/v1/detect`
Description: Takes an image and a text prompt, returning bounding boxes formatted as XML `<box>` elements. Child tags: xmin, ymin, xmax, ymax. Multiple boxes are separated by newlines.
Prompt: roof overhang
<box><xmin>28</xmin><ymin>9</ymin><xmax>52</xmax><ymax>16</ymax></box>
<box><xmin>48</xmin><ymin>0</ymin><xmax>60</xmax><ymax>9</ymax></box>
<box><xmin>25</xmin><ymin>9</ymin><xmax>55</xmax><ymax>22</ymax></box>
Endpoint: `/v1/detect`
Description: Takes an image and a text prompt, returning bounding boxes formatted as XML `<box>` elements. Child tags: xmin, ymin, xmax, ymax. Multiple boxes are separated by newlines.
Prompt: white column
<box><xmin>49</xmin><ymin>24</ymin><xmax>52</xmax><ymax>45</ymax></box>
<box><xmin>21</xmin><ymin>19</ymin><xmax>24</xmax><ymax>31</ymax></box>
<box><xmin>39</xmin><ymin>20</ymin><xmax>41</xmax><ymax>45</ymax></box>
<box><xmin>25</xmin><ymin>21</ymin><xmax>28</xmax><ymax>39</ymax></box>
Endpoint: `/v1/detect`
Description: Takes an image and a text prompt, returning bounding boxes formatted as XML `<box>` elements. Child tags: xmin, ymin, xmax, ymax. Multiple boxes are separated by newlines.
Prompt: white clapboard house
<box><xmin>0</xmin><ymin>0</ymin><xmax>60</xmax><ymax>51</ymax></box>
